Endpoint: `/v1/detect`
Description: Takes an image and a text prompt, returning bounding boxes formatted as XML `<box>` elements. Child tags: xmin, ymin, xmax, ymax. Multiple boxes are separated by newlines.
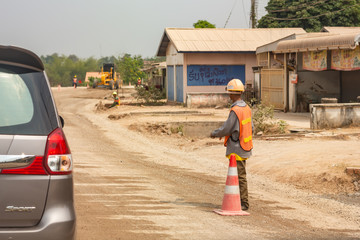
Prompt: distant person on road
<box><xmin>73</xmin><ymin>75</ymin><xmax>78</xmax><ymax>88</ymax></box>
<box><xmin>109</xmin><ymin>91</ymin><xmax>120</xmax><ymax>108</ymax></box>
<box><xmin>210</xmin><ymin>79</ymin><xmax>253</xmax><ymax>211</ymax></box>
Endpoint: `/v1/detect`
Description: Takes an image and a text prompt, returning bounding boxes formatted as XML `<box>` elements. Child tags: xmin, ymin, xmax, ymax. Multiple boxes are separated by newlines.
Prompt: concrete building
<box><xmin>256</xmin><ymin>27</ymin><xmax>360</xmax><ymax>113</ymax></box>
<box><xmin>156</xmin><ymin>28</ymin><xmax>305</xmax><ymax>107</ymax></box>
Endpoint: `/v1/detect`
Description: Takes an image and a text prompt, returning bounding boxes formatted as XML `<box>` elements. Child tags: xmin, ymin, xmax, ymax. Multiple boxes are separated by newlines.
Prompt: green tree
<box><xmin>117</xmin><ymin>54</ymin><xmax>145</xmax><ymax>85</ymax></box>
<box><xmin>193</xmin><ymin>20</ymin><xmax>216</xmax><ymax>28</ymax></box>
<box><xmin>257</xmin><ymin>0</ymin><xmax>360</xmax><ymax>32</ymax></box>
<box><xmin>41</xmin><ymin>54</ymin><xmax>102</xmax><ymax>87</ymax></box>
<box><xmin>144</xmin><ymin>56</ymin><xmax>166</xmax><ymax>63</ymax></box>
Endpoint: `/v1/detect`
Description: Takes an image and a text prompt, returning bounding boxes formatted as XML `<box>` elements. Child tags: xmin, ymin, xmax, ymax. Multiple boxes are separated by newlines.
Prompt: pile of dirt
<box><xmin>95</xmin><ymin>101</ymin><xmax>108</xmax><ymax>112</ymax></box>
<box><xmin>129</xmin><ymin>123</ymin><xmax>184</xmax><ymax>136</ymax></box>
<box><xmin>108</xmin><ymin>113</ymin><xmax>130</xmax><ymax>120</ymax></box>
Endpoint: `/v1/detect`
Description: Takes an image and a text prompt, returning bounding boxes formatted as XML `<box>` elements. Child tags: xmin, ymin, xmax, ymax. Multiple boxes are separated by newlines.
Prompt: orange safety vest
<box><xmin>224</xmin><ymin>105</ymin><xmax>253</xmax><ymax>151</ymax></box>
<box><xmin>73</xmin><ymin>78</ymin><xmax>77</xmax><ymax>83</ymax></box>
<box><xmin>114</xmin><ymin>98</ymin><xmax>120</xmax><ymax>105</ymax></box>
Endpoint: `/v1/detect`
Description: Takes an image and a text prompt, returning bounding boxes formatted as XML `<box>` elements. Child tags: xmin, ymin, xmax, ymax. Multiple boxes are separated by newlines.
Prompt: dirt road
<box><xmin>53</xmin><ymin>87</ymin><xmax>360</xmax><ymax>240</ymax></box>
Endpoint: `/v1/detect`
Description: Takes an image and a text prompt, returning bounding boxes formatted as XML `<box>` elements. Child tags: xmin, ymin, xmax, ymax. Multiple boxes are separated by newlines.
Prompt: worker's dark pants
<box><xmin>237</xmin><ymin>160</ymin><xmax>248</xmax><ymax>208</ymax></box>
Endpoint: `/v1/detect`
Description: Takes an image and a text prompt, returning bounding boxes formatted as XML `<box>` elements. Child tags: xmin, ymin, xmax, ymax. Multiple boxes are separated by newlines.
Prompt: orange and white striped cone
<box><xmin>214</xmin><ymin>154</ymin><xmax>250</xmax><ymax>216</ymax></box>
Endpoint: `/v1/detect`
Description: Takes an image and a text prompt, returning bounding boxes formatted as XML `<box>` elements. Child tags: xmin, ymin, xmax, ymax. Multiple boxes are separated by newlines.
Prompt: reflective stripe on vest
<box><xmin>224</xmin><ymin>105</ymin><xmax>253</xmax><ymax>151</ymax></box>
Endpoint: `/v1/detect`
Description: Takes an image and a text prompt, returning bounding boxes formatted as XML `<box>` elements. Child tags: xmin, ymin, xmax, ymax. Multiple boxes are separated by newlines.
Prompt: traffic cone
<box><xmin>214</xmin><ymin>154</ymin><xmax>250</xmax><ymax>216</ymax></box>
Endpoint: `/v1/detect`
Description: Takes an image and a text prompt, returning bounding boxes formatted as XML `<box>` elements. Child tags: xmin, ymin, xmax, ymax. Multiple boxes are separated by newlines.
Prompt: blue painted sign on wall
<box><xmin>187</xmin><ymin>65</ymin><xmax>245</xmax><ymax>86</ymax></box>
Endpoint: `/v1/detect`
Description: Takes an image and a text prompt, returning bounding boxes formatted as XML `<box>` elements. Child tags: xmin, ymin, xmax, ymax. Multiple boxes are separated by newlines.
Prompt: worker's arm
<box><xmin>210</xmin><ymin>111</ymin><xmax>238</xmax><ymax>138</ymax></box>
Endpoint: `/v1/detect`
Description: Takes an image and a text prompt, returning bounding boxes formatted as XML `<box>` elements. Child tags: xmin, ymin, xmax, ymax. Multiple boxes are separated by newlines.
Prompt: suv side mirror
<box><xmin>59</xmin><ymin>116</ymin><xmax>65</xmax><ymax>128</ymax></box>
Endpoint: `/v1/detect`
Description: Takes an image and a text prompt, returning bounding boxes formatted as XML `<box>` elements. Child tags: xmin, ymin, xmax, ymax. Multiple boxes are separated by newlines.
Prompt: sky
<box><xmin>0</xmin><ymin>0</ymin><xmax>269</xmax><ymax>59</ymax></box>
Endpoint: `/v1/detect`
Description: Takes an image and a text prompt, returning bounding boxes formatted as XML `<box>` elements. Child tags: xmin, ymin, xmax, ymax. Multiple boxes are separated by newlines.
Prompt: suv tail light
<box><xmin>44</xmin><ymin>128</ymin><xmax>73</xmax><ymax>175</ymax></box>
<box><xmin>1</xmin><ymin>128</ymin><xmax>73</xmax><ymax>175</ymax></box>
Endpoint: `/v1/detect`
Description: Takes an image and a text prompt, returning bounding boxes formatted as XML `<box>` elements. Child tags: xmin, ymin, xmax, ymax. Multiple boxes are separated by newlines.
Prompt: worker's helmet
<box><xmin>226</xmin><ymin>79</ymin><xmax>244</xmax><ymax>94</ymax></box>
<box><xmin>112</xmin><ymin>91</ymin><xmax>117</xmax><ymax>95</ymax></box>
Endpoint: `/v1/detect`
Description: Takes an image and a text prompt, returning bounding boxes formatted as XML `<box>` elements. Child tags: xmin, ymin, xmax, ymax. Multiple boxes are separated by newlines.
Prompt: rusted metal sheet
<box><xmin>275</xmin><ymin>33</ymin><xmax>360</xmax><ymax>53</ymax></box>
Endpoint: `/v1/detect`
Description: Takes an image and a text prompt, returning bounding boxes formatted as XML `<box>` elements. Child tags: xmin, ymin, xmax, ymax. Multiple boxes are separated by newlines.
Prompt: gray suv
<box><xmin>0</xmin><ymin>46</ymin><xmax>76</xmax><ymax>239</ymax></box>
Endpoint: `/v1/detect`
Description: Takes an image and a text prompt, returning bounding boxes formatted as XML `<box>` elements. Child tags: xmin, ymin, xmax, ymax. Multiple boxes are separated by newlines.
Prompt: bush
<box><xmin>88</xmin><ymin>77</ymin><xmax>101</xmax><ymax>85</ymax></box>
<box><xmin>252</xmin><ymin>103</ymin><xmax>288</xmax><ymax>135</ymax></box>
<box><xmin>135</xmin><ymin>85</ymin><xmax>165</xmax><ymax>104</ymax></box>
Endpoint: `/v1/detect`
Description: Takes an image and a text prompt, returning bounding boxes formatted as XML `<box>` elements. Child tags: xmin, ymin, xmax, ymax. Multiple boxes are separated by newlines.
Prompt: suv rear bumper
<box><xmin>0</xmin><ymin>175</ymin><xmax>76</xmax><ymax>240</ymax></box>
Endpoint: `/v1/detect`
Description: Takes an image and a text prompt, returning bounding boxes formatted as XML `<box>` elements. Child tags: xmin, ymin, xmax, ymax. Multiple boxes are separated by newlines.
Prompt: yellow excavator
<box><xmin>92</xmin><ymin>63</ymin><xmax>120</xmax><ymax>90</ymax></box>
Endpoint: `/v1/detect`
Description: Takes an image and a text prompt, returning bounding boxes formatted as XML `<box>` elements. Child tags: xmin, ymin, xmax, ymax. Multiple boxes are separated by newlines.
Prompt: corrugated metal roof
<box><xmin>274</xmin><ymin>33</ymin><xmax>360</xmax><ymax>53</ymax></box>
<box><xmin>321</xmin><ymin>26</ymin><xmax>360</xmax><ymax>34</ymax></box>
<box><xmin>156</xmin><ymin>28</ymin><xmax>306</xmax><ymax>56</ymax></box>
<box><xmin>256</xmin><ymin>32</ymin><xmax>336</xmax><ymax>54</ymax></box>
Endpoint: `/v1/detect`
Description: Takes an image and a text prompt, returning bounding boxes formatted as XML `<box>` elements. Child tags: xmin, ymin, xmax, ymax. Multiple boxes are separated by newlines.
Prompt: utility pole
<box><xmin>250</xmin><ymin>0</ymin><xmax>258</xmax><ymax>28</ymax></box>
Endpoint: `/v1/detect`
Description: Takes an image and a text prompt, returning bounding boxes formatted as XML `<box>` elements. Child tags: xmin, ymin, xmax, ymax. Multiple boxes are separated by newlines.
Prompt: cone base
<box><xmin>213</xmin><ymin>209</ymin><xmax>250</xmax><ymax>216</ymax></box>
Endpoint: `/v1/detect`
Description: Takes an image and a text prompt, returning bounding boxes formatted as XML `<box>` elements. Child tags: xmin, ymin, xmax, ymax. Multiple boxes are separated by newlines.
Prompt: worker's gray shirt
<box><xmin>211</xmin><ymin>100</ymin><xmax>253</xmax><ymax>159</ymax></box>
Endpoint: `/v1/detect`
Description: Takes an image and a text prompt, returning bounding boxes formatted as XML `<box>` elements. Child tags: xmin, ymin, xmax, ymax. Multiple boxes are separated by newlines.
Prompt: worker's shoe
<box><xmin>241</xmin><ymin>203</ymin><xmax>249</xmax><ymax>211</ymax></box>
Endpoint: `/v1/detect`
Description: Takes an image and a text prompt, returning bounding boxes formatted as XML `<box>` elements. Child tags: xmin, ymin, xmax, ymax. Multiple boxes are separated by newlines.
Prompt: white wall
<box><xmin>310</xmin><ymin>103</ymin><xmax>360</xmax><ymax>129</ymax></box>
<box><xmin>166</xmin><ymin>43</ymin><xmax>184</xmax><ymax>65</ymax></box>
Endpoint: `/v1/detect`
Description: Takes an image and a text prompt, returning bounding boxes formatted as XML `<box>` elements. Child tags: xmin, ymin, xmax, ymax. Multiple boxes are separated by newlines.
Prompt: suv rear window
<box><xmin>0</xmin><ymin>72</ymin><xmax>34</xmax><ymax>126</ymax></box>
<box><xmin>0</xmin><ymin>65</ymin><xmax>58</xmax><ymax>135</ymax></box>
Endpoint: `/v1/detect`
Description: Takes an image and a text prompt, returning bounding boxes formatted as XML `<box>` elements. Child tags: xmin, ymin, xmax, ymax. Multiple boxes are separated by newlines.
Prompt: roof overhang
<box><xmin>274</xmin><ymin>33</ymin><xmax>360</xmax><ymax>53</ymax></box>
<box><xmin>156</xmin><ymin>31</ymin><xmax>170</xmax><ymax>57</ymax></box>
<box><xmin>0</xmin><ymin>45</ymin><xmax>44</xmax><ymax>71</ymax></box>
<box><xmin>256</xmin><ymin>34</ymin><xmax>297</xmax><ymax>54</ymax></box>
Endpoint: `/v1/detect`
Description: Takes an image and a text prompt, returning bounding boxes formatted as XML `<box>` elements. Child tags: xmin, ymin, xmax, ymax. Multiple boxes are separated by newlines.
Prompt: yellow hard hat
<box><xmin>226</xmin><ymin>79</ymin><xmax>244</xmax><ymax>93</ymax></box>
<box><xmin>74</xmin><ymin>75</ymin><xmax>77</xmax><ymax>78</ymax></box>
<box><xmin>112</xmin><ymin>91</ymin><xmax>117</xmax><ymax>95</ymax></box>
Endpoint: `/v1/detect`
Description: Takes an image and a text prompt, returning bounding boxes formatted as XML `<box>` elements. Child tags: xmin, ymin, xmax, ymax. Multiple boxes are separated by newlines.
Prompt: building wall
<box><xmin>166</xmin><ymin>43</ymin><xmax>184</xmax><ymax>65</ymax></box>
<box><xmin>341</xmin><ymin>70</ymin><xmax>360</xmax><ymax>103</ymax></box>
<box><xmin>166</xmin><ymin>43</ymin><xmax>184</xmax><ymax>102</ymax></box>
<box><xmin>180</xmin><ymin>53</ymin><xmax>255</xmax><ymax>103</ymax></box>
<box><xmin>165</xmin><ymin>48</ymin><xmax>257</xmax><ymax>104</ymax></box>
<box><xmin>297</xmin><ymin>71</ymin><xmax>340</xmax><ymax>112</ymax></box>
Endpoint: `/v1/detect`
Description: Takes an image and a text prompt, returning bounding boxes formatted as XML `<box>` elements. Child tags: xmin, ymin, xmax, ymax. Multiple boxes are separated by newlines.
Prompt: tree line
<box><xmin>257</xmin><ymin>0</ymin><xmax>360</xmax><ymax>32</ymax></box>
<box><xmin>195</xmin><ymin>0</ymin><xmax>360</xmax><ymax>32</ymax></box>
<box><xmin>41</xmin><ymin>54</ymin><xmax>164</xmax><ymax>87</ymax></box>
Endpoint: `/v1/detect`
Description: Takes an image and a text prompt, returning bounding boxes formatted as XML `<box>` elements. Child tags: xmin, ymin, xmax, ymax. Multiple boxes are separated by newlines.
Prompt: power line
<box><xmin>241</xmin><ymin>0</ymin><xmax>249</xmax><ymax>28</ymax></box>
<box><xmin>263</xmin><ymin>2</ymin><xmax>360</xmax><ymax>21</ymax></box>
<box><xmin>224</xmin><ymin>0</ymin><xmax>238</xmax><ymax>28</ymax></box>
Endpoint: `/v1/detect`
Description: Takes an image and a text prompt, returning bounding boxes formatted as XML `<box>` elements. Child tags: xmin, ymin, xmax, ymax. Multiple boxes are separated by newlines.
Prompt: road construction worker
<box><xmin>109</xmin><ymin>91</ymin><xmax>120</xmax><ymax>108</ymax></box>
<box><xmin>73</xmin><ymin>75</ymin><xmax>78</xmax><ymax>88</ymax></box>
<box><xmin>210</xmin><ymin>79</ymin><xmax>253</xmax><ymax>211</ymax></box>
<box><xmin>137</xmin><ymin>78</ymin><xmax>141</xmax><ymax>86</ymax></box>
